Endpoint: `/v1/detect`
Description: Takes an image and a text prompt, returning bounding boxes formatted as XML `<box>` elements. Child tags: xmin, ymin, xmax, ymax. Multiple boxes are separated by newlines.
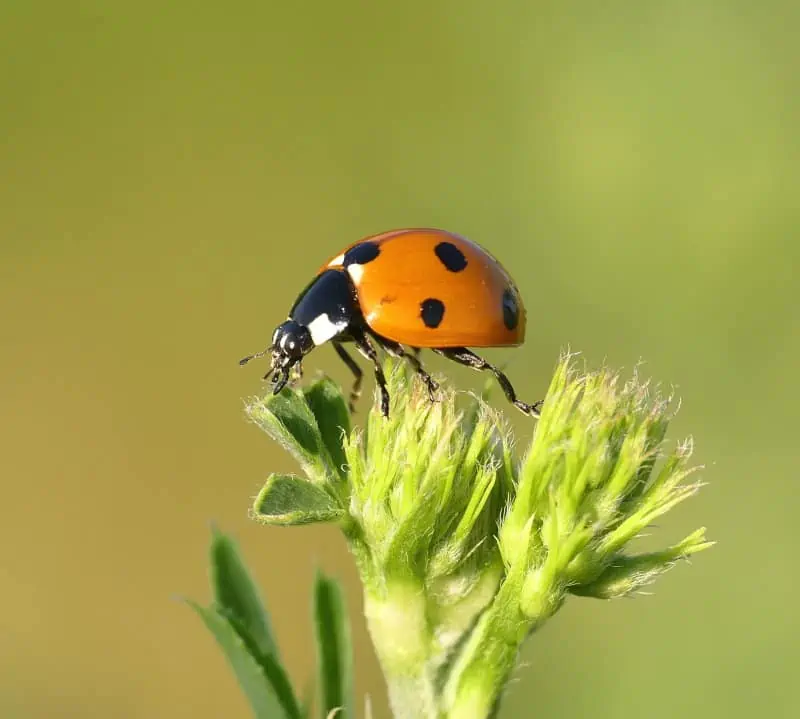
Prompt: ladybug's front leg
<box><xmin>351</xmin><ymin>329</ymin><xmax>390</xmax><ymax>417</ymax></box>
<box><xmin>289</xmin><ymin>361</ymin><xmax>303</xmax><ymax>384</ymax></box>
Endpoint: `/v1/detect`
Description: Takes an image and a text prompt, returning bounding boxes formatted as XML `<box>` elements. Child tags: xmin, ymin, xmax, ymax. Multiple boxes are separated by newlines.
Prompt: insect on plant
<box><xmin>240</xmin><ymin>228</ymin><xmax>540</xmax><ymax>417</ymax></box>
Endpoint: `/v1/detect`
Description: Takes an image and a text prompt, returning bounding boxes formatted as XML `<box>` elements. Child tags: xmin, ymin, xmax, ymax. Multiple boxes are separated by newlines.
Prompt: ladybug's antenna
<box><xmin>239</xmin><ymin>348</ymin><xmax>271</xmax><ymax>366</ymax></box>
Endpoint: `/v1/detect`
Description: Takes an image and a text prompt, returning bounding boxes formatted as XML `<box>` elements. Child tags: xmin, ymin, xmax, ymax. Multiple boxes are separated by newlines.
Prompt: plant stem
<box><xmin>364</xmin><ymin>582</ymin><xmax>439</xmax><ymax>719</ymax></box>
<box><xmin>442</xmin><ymin>577</ymin><xmax>533</xmax><ymax>719</ymax></box>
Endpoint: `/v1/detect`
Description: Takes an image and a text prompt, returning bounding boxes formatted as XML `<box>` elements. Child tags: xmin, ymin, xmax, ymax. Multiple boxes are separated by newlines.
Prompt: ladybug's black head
<box><xmin>239</xmin><ymin>319</ymin><xmax>315</xmax><ymax>395</ymax></box>
<box><xmin>240</xmin><ymin>269</ymin><xmax>357</xmax><ymax>397</ymax></box>
<box><xmin>265</xmin><ymin>320</ymin><xmax>314</xmax><ymax>394</ymax></box>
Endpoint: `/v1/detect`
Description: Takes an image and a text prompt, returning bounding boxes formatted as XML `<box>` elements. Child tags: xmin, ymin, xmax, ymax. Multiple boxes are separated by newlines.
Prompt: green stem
<box><xmin>383</xmin><ymin>671</ymin><xmax>440</xmax><ymax>719</ymax></box>
<box><xmin>363</xmin><ymin>566</ymin><xmax>507</xmax><ymax>718</ymax></box>
<box><xmin>442</xmin><ymin>577</ymin><xmax>534</xmax><ymax>719</ymax></box>
<box><xmin>364</xmin><ymin>582</ymin><xmax>439</xmax><ymax>719</ymax></box>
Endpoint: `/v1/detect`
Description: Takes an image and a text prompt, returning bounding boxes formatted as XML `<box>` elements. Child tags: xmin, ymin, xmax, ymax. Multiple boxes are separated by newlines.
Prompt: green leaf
<box><xmin>226</xmin><ymin>612</ymin><xmax>303</xmax><ymax>719</ymax></box>
<box><xmin>210</xmin><ymin>528</ymin><xmax>278</xmax><ymax>659</ymax></box>
<box><xmin>313</xmin><ymin>571</ymin><xmax>353</xmax><ymax>719</ymax></box>
<box><xmin>246</xmin><ymin>389</ymin><xmax>332</xmax><ymax>483</ymax></box>
<box><xmin>188</xmin><ymin>602</ymin><xmax>299</xmax><ymax>719</ymax></box>
<box><xmin>303</xmin><ymin>378</ymin><xmax>351</xmax><ymax>482</ymax></box>
<box><xmin>254</xmin><ymin>474</ymin><xmax>344</xmax><ymax>526</ymax></box>
<box><xmin>571</xmin><ymin>528</ymin><xmax>714</xmax><ymax>599</ymax></box>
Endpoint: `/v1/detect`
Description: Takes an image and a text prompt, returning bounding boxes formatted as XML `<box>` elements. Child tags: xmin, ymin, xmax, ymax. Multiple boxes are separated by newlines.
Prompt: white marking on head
<box><xmin>307</xmin><ymin>313</ymin><xmax>348</xmax><ymax>346</ymax></box>
<box><xmin>347</xmin><ymin>264</ymin><xmax>365</xmax><ymax>285</ymax></box>
<box><xmin>328</xmin><ymin>253</ymin><xmax>345</xmax><ymax>267</ymax></box>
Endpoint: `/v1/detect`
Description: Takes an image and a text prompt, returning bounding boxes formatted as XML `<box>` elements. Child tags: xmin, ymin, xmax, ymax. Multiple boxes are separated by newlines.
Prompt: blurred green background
<box><xmin>1</xmin><ymin>1</ymin><xmax>797</xmax><ymax>717</ymax></box>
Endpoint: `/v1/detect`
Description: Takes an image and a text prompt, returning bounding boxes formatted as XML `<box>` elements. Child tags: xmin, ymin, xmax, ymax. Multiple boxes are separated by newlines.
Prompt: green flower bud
<box><xmin>244</xmin><ymin>352</ymin><xmax>712</xmax><ymax>718</ymax></box>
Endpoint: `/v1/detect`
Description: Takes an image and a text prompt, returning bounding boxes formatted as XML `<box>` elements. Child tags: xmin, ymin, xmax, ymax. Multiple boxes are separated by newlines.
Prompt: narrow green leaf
<box><xmin>210</xmin><ymin>528</ymin><xmax>278</xmax><ymax>659</ymax></box>
<box><xmin>188</xmin><ymin>602</ymin><xmax>298</xmax><ymax>719</ymax></box>
<box><xmin>313</xmin><ymin>572</ymin><xmax>353</xmax><ymax>719</ymax></box>
<box><xmin>254</xmin><ymin>474</ymin><xmax>344</xmax><ymax>526</ymax></box>
<box><xmin>303</xmin><ymin>378</ymin><xmax>351</xmax><ymax>482</ymax></box>
<box><xmin>572</xmin><ymin>528</ymin><xmax>714</xmax><ymax>598</ymax></box>
<box><xmin>226</xmin><ymin>612</ymin><xmax>303</xmax><ymax>719</ymax></box>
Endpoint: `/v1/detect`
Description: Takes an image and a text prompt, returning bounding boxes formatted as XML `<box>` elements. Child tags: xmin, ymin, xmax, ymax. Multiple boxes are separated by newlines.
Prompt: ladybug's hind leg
<box><xmin>372</xmin><ymin>335</ymin><xmax>438</xmax><ymax>402</ymax></box>
<box><xmin>332</xmin><ymin>341</ymin><xmax>363</xmax><ymax>413</ymax></box>
<box><xmin>434</xmin><ymin>347</ymin><xmax>542</xmax><ymax>417</ymax></box>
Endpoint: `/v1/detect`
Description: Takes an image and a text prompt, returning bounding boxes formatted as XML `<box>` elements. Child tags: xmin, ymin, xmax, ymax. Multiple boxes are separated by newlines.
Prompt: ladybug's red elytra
<box><xmin>240</xmin><ymin>228</ymin><xmax>541</xmax><ymax>417</ymax></box>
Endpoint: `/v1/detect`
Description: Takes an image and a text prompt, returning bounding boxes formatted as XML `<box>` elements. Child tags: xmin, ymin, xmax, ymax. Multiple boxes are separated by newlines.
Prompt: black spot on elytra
<box><xmin>434</xmin><ymin>241</ymin><xmax>468</xmax><ymax>272</ymax></box>
<box><xmin>420</xmin><ymin>298</ymin><xmax>445</xmax><ymax>328</ymax></box>
<box><xmin>502</xmin><ymin>288</ymin><xmax>519</xmax><ymax>330</ymax></box>
<box><xmin>343</xmin><ymin>241</ymin><xmax>380</xmax><ymax>267</ymax></box>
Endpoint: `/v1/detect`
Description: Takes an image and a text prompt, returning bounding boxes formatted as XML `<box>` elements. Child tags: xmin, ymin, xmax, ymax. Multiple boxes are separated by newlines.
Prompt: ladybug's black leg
<box><xmin>272</xmin><ymin>368</ymin><xmax>290</xmax><ymax>396</ymax></box>
<box><xmin>372</xmin><ymin>336</ymin><xmax>438</xmax><ymax>402</ymax></box>
<box><xmin>332</xmin><ymin>341</ymin><xmax>363</xmax><ymax>413</ymax></box>
<box><xmin>351</xmin><ymin>330</ymin><xmax>390</xmax><ymax>417</ymax></box>
<box><xmin>433</xmin><ymin>347</ymin><xmax>542</xmax><ymax>417</ymax></box>
<box><xmin>290</xmin><ymin>361</ymin><xmax>303</xmax><ymax>383</ymax></box>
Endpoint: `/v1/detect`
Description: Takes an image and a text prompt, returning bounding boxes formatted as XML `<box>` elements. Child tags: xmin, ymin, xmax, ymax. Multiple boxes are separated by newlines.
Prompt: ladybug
<box><xmin>240</xmin><ymin>228</ymin><xmax>540</xmax><ymax>417</ymax></box>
